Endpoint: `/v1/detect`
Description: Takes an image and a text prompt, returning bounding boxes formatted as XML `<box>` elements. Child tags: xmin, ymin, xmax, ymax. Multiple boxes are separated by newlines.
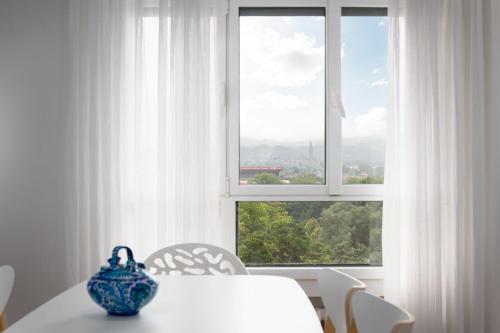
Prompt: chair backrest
<box><xmin>0</xmin><ymin>266</ymin><xmax>15</xmax><ymax>314</ymax></box>
<box><xmin>352</xmin><ymin>291</ymin><xmax>414</xmax><ymax>333</ymax></box>
<box><xmin>318</xmin><ymin>268</ymin><xmax>366</xmax><ymax>333</ymax></box>
<box><xmin>144</xmin><ymin>243</ymin><xmax>248</xmax><ymax>275</ymax></box>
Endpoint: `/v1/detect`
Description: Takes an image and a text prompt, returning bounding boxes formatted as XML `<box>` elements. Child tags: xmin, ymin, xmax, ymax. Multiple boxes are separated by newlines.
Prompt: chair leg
<box><xmin>348</xmin><ymin>320</ymin><xmax>358</xmax><ymax>333</ymax></box>
<box><xmin>324</xmin><ymin>316</ymin><xmax>336</xmax><ymax>333</ymax></box>
<box><xmin>0</xmin><ymin>312</ymin><xmax>7</xmax><ymax>332</ymax></box>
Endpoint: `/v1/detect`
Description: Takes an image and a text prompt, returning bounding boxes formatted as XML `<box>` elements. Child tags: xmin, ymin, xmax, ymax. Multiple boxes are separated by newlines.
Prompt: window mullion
<box><xmin>326</xmin><ymin>0</ymin><xmax>342</xmax><ymax>195</ymax></box>
<box><xmin>227</xmin><ymin>0</ymin><xmax>240</xmax><ymax>195</ymax></box>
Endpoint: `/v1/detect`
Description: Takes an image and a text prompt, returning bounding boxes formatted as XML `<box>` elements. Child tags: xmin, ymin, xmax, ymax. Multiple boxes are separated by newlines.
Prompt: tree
<box><xmin>318</xmin><ymin>202</ymin><xmax>382</xmax><ymax>264</ymax></box>
<box><xmin>237</xmin><ymin>201</ymin><xmax>382</xmax><ymax>265</ymax></box>
<box><xmin>248</xmin><ymin>173</ymin><xmax>283</xmax><ymax>184</ymax></box>
<box><xmin>302</xmin><ymin>218</ymin><xmax>333</xmax><ymax>264</ymax></box>
<box><xmin>343</xmin><ymin>175</ymin><xmax>384</xmax><ymax>184</ymax></box>
<box><xmin>290</xmin><ymin>173</ymin><xmax>318</xmax><ymax>184</ymax></box>
<box><xmin>287</xmin><ymin>201</ymin><xmax>331</xmax><ymax>223</ymax></box>
<box><xmin>238</xmin><ymin>202</ymin><xmax>332</xmax><ymax>264</ymax></box>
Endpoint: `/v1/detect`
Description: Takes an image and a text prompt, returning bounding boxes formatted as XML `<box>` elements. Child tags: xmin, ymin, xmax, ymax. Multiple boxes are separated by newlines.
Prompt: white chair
<box><xmin>352</xmin><ymin>291</ymin><xmax>414</xmax><ymax>333</ymax></box>
<box><xmin>0</xmin><ymin>265</ymin><xmax>15</xmax><ymax>332</ymax></box>
<box><xmin>318</xmin><ymin>268</ymin><xmax>366</xmax><ymax>333</ymax></box>
<box><xmin>145</xmin><ymin>243</ymin><xmax>248</xmax><ymax>275</ymax></box>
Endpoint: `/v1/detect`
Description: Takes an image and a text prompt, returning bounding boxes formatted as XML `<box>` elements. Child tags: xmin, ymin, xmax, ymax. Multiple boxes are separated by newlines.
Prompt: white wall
<box><xmin>0</xmin><ymin>0</ymin><xmax>70</xmax><ymax>323</ymax></box>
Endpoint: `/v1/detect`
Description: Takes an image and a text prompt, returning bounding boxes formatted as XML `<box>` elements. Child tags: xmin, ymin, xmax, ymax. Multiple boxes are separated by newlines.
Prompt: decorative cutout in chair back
<box><xmin>145</xmin><ymin>243</ymin><xmax>248</xmax><ymax>276</ymax></box>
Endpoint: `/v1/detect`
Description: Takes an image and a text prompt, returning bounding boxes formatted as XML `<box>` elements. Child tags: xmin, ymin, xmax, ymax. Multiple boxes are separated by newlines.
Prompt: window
<box><xmin>237</xmin><ymin>201</ymin><xmax>382</xmax><ymax>265</ymax></box>
<box><xmin>341</xmin><ymin>7</ymin><xmax>388</xmax><ymax>185</ymax></box>
<box><xmin>239</xmin><ymin>8</ymin><xmax>326</xmax><ymax>186</ymax></box>
<box><xmin>228</xmin><ymin>0</ymin><xmax>388</xmax><ymax>266</ymax></box>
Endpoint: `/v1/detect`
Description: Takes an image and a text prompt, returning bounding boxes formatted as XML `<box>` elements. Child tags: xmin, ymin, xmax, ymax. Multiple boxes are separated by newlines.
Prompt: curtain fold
<box><xmin>66</xmin><ymin>0</ymin><xmax>226</xmax><ymax>284</ymax></box>
<box><xmin>383</xmin><ymin>0</ymin><xmax>490</xmax><ymax>332</ymax></box>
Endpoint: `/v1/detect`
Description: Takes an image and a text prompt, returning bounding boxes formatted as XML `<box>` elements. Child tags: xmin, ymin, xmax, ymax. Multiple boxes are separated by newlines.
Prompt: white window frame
<box><xmin>225</xmin><ymin>0</ymin><xmax>388</xmax><ymax>277</ymax></box>
<box><xmin>228</xmin><ymin>0</ymin><xmax>340</xmax><ymax>196</ymax></box>
<box><xmin>227</xmin><ymin>0</ymin><xmax>387</xmax><ymax>197</ymax></box>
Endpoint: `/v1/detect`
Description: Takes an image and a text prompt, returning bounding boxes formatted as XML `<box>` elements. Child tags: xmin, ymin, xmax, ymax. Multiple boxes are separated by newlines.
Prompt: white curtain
<box><xmin>66</xmin><ymin>0</ymin><xmax>227</xmax><ymax>284</ymax></box>
<box><xmin>383</xmin><ymin>0</ymin><xmax>492</xmax><ymax>332</ymax></box>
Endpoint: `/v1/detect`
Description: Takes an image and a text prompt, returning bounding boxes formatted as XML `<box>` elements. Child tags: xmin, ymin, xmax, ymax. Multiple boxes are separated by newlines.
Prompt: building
<box><xmin>239</xmin><ymin>166</ymin><xmax>283</xmax><ymax>180</ymax></box>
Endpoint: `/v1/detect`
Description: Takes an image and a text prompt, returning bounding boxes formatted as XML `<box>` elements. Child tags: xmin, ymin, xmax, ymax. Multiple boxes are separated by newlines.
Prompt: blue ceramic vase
<box><xmin>87</xmin><ymin>246</ymin><xmax>158</xmax><ymax>316</ymax></box>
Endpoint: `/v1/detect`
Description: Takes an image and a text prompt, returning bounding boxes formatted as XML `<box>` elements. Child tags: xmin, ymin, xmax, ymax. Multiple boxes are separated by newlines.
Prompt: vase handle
<box><xmin>108</xmin><ymin>246</ymin><xmax>136</xmax><ymax>269</ymax></box>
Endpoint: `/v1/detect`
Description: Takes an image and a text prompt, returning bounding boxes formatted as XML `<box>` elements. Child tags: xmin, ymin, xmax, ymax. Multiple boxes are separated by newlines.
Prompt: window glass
<box><xmin>239</xmin><ymin>9</ymin><xmax>326</xmax><ymax>185</ymax></box>
<box><xmin>341</xmin><ymin>12</ymin><xmax>388</xmax><ymax>184</ymax></box>
<box><xmin>237</xmin><ymin>201</ymin><xmax>382</xmax><ymax>265</ymax></box>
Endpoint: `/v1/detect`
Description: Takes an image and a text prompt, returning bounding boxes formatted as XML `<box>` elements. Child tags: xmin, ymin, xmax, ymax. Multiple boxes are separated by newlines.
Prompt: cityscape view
<box><xmin>240</xmin><ymin>136</ymin><xmax>385</xmax><ymax>185</ymax></box>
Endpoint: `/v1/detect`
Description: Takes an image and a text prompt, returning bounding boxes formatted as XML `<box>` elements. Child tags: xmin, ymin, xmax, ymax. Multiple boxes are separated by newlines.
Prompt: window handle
<box><xmin>332</xmin><ymin>91</ymin><xmax>345</xmax><ymax>118</ymax></box>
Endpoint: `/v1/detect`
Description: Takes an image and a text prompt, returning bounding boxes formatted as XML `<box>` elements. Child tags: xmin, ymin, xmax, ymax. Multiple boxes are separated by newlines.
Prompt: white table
<box><xmin>6</xmin><ymin>275</ymin><xmax>323</xmax><ymax>333</ymax></box>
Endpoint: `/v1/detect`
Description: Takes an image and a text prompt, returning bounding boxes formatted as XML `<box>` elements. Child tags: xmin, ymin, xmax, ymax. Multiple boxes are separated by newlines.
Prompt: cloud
<box><xmin>238</xmin><ymin>17</ymin><xmax>325</xmax><ymax>141</ymax></box>
<box><xmin>343</xmin><ymin>107</ymin><xmax>387</xmax><ymax>138</ymax></box>
<box><xmin>240</xmin><ymin>19</ymin><xmax>324</xmax><ymax>88</ymax></box>
<box><xmin>240</xmin><ymin>92</ymin><xmax>324</xmax><ymax>142</ymax></box>
<box><xmin>371</xmin><ymin>68</ymin><xmax>381</xmax><ymax>74</ymax></box>
<box><xmin>369</xmin><ymin>79</ymin><xmax>389</xmax><ymax>87</ymax></box>
<box><xmin>378</xmin><ymin>20</ymin><xmax>387</xmax><ymax>27</ymax></box>
<box><xmin>243</xmin><ymin>92</ymin><xmax>307</xmax><ymax>111</ymax></box>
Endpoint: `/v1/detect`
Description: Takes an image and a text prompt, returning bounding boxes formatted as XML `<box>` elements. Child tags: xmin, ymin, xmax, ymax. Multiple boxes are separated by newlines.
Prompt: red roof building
<box><xmin>239</xmin><ymin>166</ymin><xmax>283</xmax><ymax>180</ymax></box>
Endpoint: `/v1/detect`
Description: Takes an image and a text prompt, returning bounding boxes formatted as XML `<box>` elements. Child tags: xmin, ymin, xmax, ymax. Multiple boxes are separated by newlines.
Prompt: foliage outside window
<box><xmin>238</xmin><ymin>201</ymin><xmax>382</xmax><ymax>265</ymax></box>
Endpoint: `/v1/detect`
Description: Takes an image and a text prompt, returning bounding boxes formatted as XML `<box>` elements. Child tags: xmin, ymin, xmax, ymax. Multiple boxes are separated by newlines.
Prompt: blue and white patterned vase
<box><xmin>87</xmin><ymin>246</ymin><xmax>158</xmax><ymax>316</ymax></box>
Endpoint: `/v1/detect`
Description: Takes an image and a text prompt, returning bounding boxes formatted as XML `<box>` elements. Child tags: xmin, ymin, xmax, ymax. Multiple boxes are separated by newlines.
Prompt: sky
<box><xmin>239</xmin><ymin>14</ymin><xmax>388</xmax><ymax>144</ymax></box>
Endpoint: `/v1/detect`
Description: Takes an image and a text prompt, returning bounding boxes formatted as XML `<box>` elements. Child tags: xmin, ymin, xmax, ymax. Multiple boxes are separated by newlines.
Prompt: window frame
<box><xmin>225</xmin><ymin>0</ymin><xmax>388</xmax><ymax>269</ymax></box>
<box><xmin>227</xmin><ymin>0</ymin><xmax>386</xmax><ymax>197</ymax></box>
<box><xmin>228</xmin><ymin>0</ymin><xmax>340</xmax><ymax>196</ymax></box>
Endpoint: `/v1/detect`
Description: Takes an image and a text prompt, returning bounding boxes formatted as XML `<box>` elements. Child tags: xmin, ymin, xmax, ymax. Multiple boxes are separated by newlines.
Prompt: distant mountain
<box><xmin>240</xmin><ymin>137</ymin><xmax>385</xmax><ymax>167</ymax></box>
<box><xmin>240</xmin><ymin>144</ymin><xmax>324</xmax><ymax>165</ymax></box>
<box><xmin>240</xmin><ymin>137</ymin><xmax>324</xmax><ymax>147</ymax></box>
<box><xmin>342</xmin><ymin>137</ymin><xmax>386</xmax><ymax>166</ymax></box>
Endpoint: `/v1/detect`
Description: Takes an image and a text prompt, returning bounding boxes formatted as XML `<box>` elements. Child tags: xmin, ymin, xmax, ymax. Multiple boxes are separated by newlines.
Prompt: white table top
<box><xmin>6</xmin><ymin>275</ymin><xmax>323</xmax><ymax>333</ymax></box>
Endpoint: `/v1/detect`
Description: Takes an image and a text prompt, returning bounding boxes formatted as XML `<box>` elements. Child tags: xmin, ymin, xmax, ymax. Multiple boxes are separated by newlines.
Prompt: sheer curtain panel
<box><xmin>383</xmin><ymin>0</ymin><xmax>494</xmax><ymax>332</ymax></box>
<box><xmin>67</xmin><ymin>0</ymin><xmax>227</xmax><ymax>284</ymax></box>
